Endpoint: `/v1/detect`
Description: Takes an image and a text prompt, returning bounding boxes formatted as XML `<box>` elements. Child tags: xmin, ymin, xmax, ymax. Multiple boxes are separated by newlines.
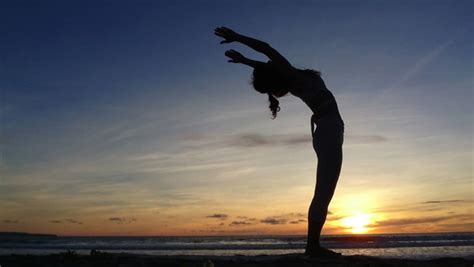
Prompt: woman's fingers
<box><xmin>214</xmin><ymin>28</ymin><xmax>228</xmax><ymax>37</ymax></box>
<box><xmin>214</xmin><ymin>28</ymin><xmax>224</xmax><ymax>35</ymax></box>
<box><xmin>214</xmin><ymin>31</ymin><xmax>225</xmax><ymax>38</ymax></box>
<box><xmin>225</xmin><ymin>49</ymin><xmax>239</xmax><ymax>58</ymax></box>
<box><xmin>215</xmin><ymin>26</ymin><xmax>231</xmax><ymax>33</ymax></box>
<box><xmin>226</xmin><ymin>49</ymin><xmax>238</xmax><ymax>54</ymax></box>
<box><xmin>214</xmin><ymin>26</ymin><xmax>236</xmax><ymax>44</ymax></box>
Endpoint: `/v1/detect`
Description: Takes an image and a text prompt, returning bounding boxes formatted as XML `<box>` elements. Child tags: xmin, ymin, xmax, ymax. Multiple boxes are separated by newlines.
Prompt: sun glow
<box><xmin>340</xmin><ymin>213</ymin><xmax>373</xmax><ymax>234</ymax></box>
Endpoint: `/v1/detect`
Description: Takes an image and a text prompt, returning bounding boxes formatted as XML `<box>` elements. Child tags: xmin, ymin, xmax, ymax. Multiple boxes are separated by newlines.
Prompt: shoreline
<box><xmin>1</xmin><ymin>252</ymin><xmax>472</xmax><ymax>267</ymax></box>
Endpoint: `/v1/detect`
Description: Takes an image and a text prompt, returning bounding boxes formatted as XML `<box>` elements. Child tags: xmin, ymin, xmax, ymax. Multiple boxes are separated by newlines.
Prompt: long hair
<box><xmin>252</xmin><ymin>62</ymin><xmax>289</xmax><ymax>119</ymax></box>
<box><xmin>268</xmin><ymin>94</ymin><xmax>280</xmax><ymax>119</ymax></box>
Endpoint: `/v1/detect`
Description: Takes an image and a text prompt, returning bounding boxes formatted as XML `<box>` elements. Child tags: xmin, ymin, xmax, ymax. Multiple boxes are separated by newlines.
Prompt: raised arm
<box><xmin>224</xmin><ymin>49</ymin><xmax>263</xmax><ymax>68</ymax></box>
<box><xmin>215</xmin><ymin>27</ymin><xmax>293</xmax><ymax>71</ymax></box>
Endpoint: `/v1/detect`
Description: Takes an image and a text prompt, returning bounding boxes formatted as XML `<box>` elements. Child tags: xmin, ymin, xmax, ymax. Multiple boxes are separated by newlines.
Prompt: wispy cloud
<box><xmin>372</xmin><ymin>214</ymin><xmax>472</xmax><ymax>228</ymax></box>
<box><xmin>260</xmin><ymin>212</ymin><xmax>307</xmax><ymax>225</ymax></box>
<box><xmin>229</xmin><ymin>221</ymin><xmax>253</xmax><ymax>226</ymax></box>
<box><xmin>376</xmin><ymin>38</ymin><xmax>456</xmax><ymax>102</ymax></box>
<box><xmin>65</xmin><ymin>219</ymin><xmax>83</xmax><ymax>225</ymax></box>
<box><xmin>205</xmin><ymin>214</ymin><xmax>228</xmax><ymax>220</ymax></box>
<box><xmin>229</xmin><ymin>216</ymin><xmax>258</xmax><ymax>226</ymax></box>
<box><xmin>345</xmin><ymin>134</ymin><xmax>388</xmax><ymax>144</ymax></box>
<box><xmin>371</xmin><ymin>199</ymin><xmax>472</xmax><ymax>214</ymax></box>
<box><xmin>49</xmin><ymin>219</ymin><xmax>83</xmax><ymax>225</ymax></box>
<box><xmin>396</xmin><ymin>39</ymin><xmax>454</xmax><ymax>86</ymax></box>
<box><xmin>181</xmin><ymin>132</ymin><xmax>388</xmax><ymax>148</ymax></box>
<box><xmin>422</xmin><ymin>200</ymin><xmax>464</xmax><ymax>204</ymax></box>
<box><xmin>260</xmin><ymin>217</ymin><xmax>287</xmax><ymax>225</ymax></box>
<box><xmin>3</xmin><ymin>219</ymin><xmax>20</xmax><ymax>224</ymax></box>
<box><xmin>439</xmin><ymin>223</ymin><xmax>474</xmax><ymax>229</ymax></box>
<box><xmin>289</xmin><ymin>219</ymin><xmax>306</xmax><ymax>224</ymax></box>
<box><xmin>181</xmin><ymin>133</ymin><xmax>311</xmax><ymax>148</ymax></box>
<box><xmin>108</xmin><ymin>217</ymin><xmax>137</xmax><ymax>224</ymax></box>
<box><xmin>236</xmin><ymin>216</ymin><xmax>257</xmax><ymax>221</ymax></box>
<box><xmin>229</xmin><ymin>133</ymin><xmax>310</xmax><ymax>147</ymax></box>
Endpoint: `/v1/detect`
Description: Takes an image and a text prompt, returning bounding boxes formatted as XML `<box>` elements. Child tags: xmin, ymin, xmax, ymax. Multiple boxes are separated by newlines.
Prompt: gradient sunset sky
<box><xmin>1</xmin><ymin>0</ymin><xmax>472</xmax><ymax>236</ymax></box>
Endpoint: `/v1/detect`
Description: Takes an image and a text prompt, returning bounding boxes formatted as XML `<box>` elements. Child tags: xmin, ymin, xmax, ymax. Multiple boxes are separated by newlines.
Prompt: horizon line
<box><xmin>3</xmin><ymin>230</ymin><xmax>473</xmax><ymax>238</ymax></box>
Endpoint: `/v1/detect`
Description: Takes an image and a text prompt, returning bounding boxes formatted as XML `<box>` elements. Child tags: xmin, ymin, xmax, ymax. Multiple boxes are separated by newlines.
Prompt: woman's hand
<box><xmin>214</xmin><ymin>26</ymin><xmax>240</xmax><ymax>44</ymax></box>
<box><xmin>225</xmin><ymin>49</ymin><xmax>246</xmax><ymax>63</ymax></box>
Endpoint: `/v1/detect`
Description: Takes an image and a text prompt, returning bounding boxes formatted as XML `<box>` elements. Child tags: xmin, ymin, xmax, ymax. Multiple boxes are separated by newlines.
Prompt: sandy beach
<box><xmin>1</xmin><ymin>252</ymin><xmax>472</xmax><ymax>267</ymax></box>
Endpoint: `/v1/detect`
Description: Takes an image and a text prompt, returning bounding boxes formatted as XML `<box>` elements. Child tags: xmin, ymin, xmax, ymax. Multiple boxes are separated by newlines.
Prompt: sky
<box><xmin>0</xmin><ymin>0</ymin><xmax>472</xmax><ymax>236</ymax></box>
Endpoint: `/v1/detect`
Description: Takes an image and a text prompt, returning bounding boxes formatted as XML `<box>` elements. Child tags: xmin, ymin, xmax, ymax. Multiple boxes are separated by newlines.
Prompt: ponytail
<box><xmin>268</xmin><ymin>94</ymin><xmax>281</xmax><ymax>119</ymax></box>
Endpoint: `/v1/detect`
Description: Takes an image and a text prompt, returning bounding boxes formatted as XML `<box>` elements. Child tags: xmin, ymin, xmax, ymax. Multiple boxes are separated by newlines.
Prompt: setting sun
<box><xmin>340</xmin><ymin>214</ymin><xmax>373</xmax><ymax>234</ymax></box>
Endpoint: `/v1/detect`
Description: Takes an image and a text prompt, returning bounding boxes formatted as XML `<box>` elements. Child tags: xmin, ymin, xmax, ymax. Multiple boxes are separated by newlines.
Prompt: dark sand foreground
<box><xmin>1</xmin><ymin>252</ymin><xmax>472</xmax><ymax>267</ymax></box>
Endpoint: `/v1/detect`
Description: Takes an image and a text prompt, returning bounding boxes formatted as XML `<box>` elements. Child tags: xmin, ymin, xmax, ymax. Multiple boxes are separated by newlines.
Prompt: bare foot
<box><xmin>304</xmin><ymin>246</ymin><xmax>341</xmax><ymax>258</ymax></box>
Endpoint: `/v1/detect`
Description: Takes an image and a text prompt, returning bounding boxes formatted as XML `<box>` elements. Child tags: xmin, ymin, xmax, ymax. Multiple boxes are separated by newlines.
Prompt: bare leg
<box><xmin>305</xmin><ymin>121</ymin><xmax>343</xmax><ymax>257</ymax></box>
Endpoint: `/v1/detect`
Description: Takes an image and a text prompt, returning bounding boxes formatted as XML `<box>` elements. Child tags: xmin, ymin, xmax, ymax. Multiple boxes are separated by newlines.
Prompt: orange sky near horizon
<box><xmin>1</xmin><ymin>1</ymin><xmax>473</xmax><ymax>237</ymax></box>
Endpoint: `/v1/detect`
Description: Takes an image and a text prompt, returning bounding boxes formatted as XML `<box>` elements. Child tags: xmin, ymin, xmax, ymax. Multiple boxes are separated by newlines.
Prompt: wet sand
<box><xmin>0</xmin><ymin>252</ymin><xmax>472</xmax><ymax>267</ymax></box>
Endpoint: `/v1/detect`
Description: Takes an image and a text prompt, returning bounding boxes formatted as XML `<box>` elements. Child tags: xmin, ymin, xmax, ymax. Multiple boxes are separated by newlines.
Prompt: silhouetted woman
<box><xmin>215</xmin><ymin>27</ymin><xmax>344</xmax><ymax>257</ymax></box>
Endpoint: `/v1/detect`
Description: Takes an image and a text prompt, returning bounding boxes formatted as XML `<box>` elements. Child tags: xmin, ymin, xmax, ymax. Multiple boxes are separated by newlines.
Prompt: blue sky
<box><xmin>1</xmin><ymin>0</ymin><xmax>472</xmax><ymax>235</ymax></box>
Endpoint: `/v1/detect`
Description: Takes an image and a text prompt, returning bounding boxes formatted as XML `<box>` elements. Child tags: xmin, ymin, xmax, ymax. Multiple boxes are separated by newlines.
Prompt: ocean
<box><xmin>1</xmin><ymin>232</ymin><xmax>473</xmax><ymax>259</ymax></box>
